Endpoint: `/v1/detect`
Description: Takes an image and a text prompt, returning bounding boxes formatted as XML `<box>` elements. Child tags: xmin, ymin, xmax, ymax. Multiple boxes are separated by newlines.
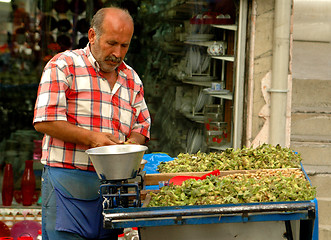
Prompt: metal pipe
<box><xmin>245</xmin><ymin>0</ymin><xmax>257</xmax><ymax>147</ymax></box>
<box><xmin>104</xmin><ymin>201</ymin><xmax>315</xmax><ymax>220</ymax></box>
<box><xmin>233</xmin><ymin>0</ymin><xmax>248</xmax><ymax>149</ymax></box>
<box><xmin>269</xmin><ymin>0</ymin><xmax>292</xmax><ymax>147</ymax></box>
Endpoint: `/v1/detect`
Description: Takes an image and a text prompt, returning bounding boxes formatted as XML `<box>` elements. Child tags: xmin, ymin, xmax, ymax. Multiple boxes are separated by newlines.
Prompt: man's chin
<box><xmin>100</xmin><ymin>65</ymin><xmax>117</xmax><ymax>73</ymax></box>
<box><xmin>105</xmin><ymin>62</ymin><xmax>121</xmax><ymax>70</ymax></box>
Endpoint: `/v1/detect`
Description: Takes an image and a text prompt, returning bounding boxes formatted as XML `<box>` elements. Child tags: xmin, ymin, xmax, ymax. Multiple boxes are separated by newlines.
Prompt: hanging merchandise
<box><xmin>21</xmin><ymin>160</ymin><xmax>36</xmax><ymax>206</ymax></box>
<box><xmin>54</xmin><ymin>0</ymin><xmax>70</xmax><ymax>14</ymax></box>
<box><xmin>56</xmin><ymin>34</ymin><xmax>72</xmax><ymax>52</ymax></box>
<box><xmin>78</xmin><ymin>37</ymin><xmax>89</xmax><ymax>49</ymax></box>
<box><xmin>57</xmin><ymin>19</ymin><xmax>72</xmax><ymax>33</ymax></box>
<box><xmin>76</xmin><ymin>18</ymin><xmax>90</xmax><ymax>34</ymax></box>
<box><xmin>2</xmin><ymin>163</ymin><xmax>14</xmax><ymax>206</ymax></box>
<box><xmin>37</xmin><ymin>0</ymin><xmax>53</xmax><ymax>13</ymax></box>
<box><xmin>70</xmin><ymin>0</ymin><xmax>87</xmax><ymax>14</ymax></box>
<box><xmin>39</xmin><ymin>15</ymin><xmax>58</xmax><ymax>32</ymax></box>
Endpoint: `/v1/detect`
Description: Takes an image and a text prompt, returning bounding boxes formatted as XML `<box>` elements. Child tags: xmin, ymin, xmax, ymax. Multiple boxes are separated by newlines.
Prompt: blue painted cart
<box><xmin>104</xmin><ymin>199</ymin><xmax>318</xmax><ymax>239</ymax></box>
<box><xmin>103</xmin><ymin>165</ymin><xmax>318</xmax><ymax>239</ymax></box>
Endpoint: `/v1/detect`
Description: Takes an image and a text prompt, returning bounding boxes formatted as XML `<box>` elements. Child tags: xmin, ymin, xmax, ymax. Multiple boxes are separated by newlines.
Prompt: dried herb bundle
<box><xmin>157</xmin><ymin>144</ymin><xmax>301</xmax><ymax>173</ymax></box>
<box><xmin>148</xmin><ymin>169</ymin><xmax>316</xmax><ymax>207</ymax></box>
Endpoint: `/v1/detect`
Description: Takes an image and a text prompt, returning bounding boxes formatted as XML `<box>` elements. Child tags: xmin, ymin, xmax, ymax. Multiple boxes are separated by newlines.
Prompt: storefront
<box><xmin>0</xmin><ymin>0</ymin><xmax>246</xmax><ymax>183</ymax></box>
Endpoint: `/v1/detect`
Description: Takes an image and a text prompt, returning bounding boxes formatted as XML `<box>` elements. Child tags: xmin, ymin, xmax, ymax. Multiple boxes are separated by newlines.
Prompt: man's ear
<box><xmin>88</xmin><ymin>28</ymin><xmax>96</xmax><ymax>44</ymax></box>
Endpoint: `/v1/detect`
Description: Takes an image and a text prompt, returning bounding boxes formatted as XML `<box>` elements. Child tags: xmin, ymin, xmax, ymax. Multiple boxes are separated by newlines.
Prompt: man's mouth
<box><xmin>105</xmin><ymin>55</ymin><xmax>121</xmax><ymax>63</ymax></box>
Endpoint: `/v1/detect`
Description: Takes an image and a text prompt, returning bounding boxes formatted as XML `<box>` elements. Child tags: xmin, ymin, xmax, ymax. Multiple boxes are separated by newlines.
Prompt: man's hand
<box><xmin>125</xmin><ymin>132</ymin><xmax>146</xmax><ymax>145</ymax></box>
<box><xmin>90</xmin><ymin>131</ymin><xmax>123</xmax><ymax>148</ymax></box>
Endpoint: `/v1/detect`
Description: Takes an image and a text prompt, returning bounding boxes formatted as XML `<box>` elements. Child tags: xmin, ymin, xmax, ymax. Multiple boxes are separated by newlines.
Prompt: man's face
<box><xmin>89</xmin><ymin>16</ymin><xmax>133</xmax><ymax>73</ymax></box>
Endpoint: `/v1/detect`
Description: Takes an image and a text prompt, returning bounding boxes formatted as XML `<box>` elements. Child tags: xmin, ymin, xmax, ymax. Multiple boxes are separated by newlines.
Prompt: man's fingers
<box><xmin>106</xmin><ymin>134</ymin><xmax>123</xmax><ymax>144</ymax></box>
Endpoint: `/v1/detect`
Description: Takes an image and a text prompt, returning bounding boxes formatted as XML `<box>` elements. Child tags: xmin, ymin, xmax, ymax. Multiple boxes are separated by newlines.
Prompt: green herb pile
<box><xmin>148</xmin><ymin>169</ymin><xmax>316</xmax><ymax>207</ymax></box>
<box><xmin>157</xmin><ymin>144</ymin><xmax>301</xmax><ymax>173</ymax></box>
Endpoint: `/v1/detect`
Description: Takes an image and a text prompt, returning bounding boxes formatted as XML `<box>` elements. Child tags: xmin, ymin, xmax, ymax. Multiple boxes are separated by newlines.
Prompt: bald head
<box><xmin>91</xmin><ymin>7</ymin><xmax>134</xmax><ymax>39</ymax></box>
<box><xmin>88</xmin><ymin>7</ymin><xmax>134</xmax><ymax>73</ymax></box>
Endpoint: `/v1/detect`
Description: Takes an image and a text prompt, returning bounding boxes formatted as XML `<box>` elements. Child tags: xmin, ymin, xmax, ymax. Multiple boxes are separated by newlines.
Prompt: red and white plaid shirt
<box><xmin>33</xmin><ymin>45</ymin><xmax>151</xmax><ymax>170</ymax></box>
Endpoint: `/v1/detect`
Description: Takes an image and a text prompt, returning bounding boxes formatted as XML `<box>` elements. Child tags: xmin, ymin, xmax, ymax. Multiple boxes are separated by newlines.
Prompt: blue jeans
<box><xmin>41</xmin><ymin>166</ymin><xmax>122</xmax><ymax>240</ymax></box>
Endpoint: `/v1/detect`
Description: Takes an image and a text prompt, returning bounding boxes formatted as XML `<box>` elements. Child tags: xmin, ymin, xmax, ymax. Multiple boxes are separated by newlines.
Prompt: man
<box><xmin>33</xmin><ymin>7</ymin><xmax>151</xmax><ymax>240</ymax></box>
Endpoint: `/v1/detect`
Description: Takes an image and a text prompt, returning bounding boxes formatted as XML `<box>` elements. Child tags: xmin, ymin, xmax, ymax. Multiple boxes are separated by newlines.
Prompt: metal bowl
<box><xmin>86</xmin><ymin>144</ymin><xmax>148</xmax><ymax>180</ymax></box>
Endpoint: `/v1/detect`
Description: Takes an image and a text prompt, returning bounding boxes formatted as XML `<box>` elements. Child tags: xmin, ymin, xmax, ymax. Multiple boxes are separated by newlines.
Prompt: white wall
<box><xmin>293</xmin><ymin>0</ymin><xmax>331</xmax><ymax>42</ymax></box>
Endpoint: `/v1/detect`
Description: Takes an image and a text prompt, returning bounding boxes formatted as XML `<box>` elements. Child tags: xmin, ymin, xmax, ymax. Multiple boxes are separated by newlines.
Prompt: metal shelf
<box><xmin>211</xmin><ymin>24</ymin><xmax>238</xmax><ymax>31</ymax></box>
<box><xmin>182</xmin><ymin>112</ymin><xmax>204</xmax><ymax>124</ymax></box>
<box><xmin>184</xmin><ymin>40</ymin><xmax>235</xmax><ymax>62</ymax></box>
<box><xmin>210</xmin><ymin>93</ymin><xmax>233</xmax><ymax>100</ymax></box>
<box><xmin>167</xmin><ymin>1</ymin><xmax>207</xmax><ymax>13</ymax></box>
<box><xmin>182</xmin><ymin>80</ymin><xmax>213</xmax><ymax>87</ymax></box>
<box><xmin>203</xmin><ymin>90</ymin><xmax>233</xmax><ymax>100</ymax></box>
<box><xmin>184</xmin><ymin>40</ymin><xmax>214</xmax><ymax>47</ymax></box>
<box><xmin>208</xmin><ymin>142</ymin><xmax>232</xmax><ymax>151</ymax></box>
<box><xmin>211</xmin><ymin>55</ymin><xmax>235</xmax><ymax>62</ymax></box>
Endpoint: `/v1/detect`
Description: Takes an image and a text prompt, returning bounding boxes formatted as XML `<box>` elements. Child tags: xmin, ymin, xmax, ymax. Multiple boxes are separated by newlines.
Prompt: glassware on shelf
<box><xmin>205</xmin><ymin>122</ymin><xmax>228</xmax><ymax>147</ymax></box>
<box><xmin>21</xmin><ymin>160</ymin><xmax>36</xmax><ymax>206</ymax></box>
<box><xmin>204</xmin><ymin>104</ymin><xmax>224</xmax><ymax>126</ymax></box>
<box><xmin>2</xmin><ymin>163</ymin><xmax>14</xmax><ymax>206</ymax></box>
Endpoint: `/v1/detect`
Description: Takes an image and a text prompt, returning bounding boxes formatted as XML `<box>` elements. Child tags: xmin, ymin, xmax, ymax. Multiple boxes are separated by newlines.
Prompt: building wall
<box><xmin>245</xmin><ymin>0</ymin><xmax>293</xmax><ymax>147</ymax></box>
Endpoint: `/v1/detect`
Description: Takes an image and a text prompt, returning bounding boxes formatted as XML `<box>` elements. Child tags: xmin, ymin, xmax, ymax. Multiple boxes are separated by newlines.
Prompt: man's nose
<box><xmin>112</xmin><ymin>45</ymin><xmax>122</xmax><ymax>58</ymax></box>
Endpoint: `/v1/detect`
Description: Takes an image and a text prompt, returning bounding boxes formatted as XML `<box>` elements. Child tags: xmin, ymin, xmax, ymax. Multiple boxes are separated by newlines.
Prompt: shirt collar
<box><xmin>85</xmin><ymin>43</ymin><xmax>128</xmax><ymax>78</ymax></box>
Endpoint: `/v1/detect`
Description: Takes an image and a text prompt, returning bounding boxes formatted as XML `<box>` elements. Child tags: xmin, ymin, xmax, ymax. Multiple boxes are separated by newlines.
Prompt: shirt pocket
<box><xmin>112</xmin><ymin>100</ymin><xmax>137</xmax><ymax>136</ymax></box>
